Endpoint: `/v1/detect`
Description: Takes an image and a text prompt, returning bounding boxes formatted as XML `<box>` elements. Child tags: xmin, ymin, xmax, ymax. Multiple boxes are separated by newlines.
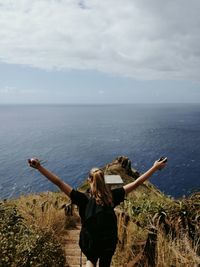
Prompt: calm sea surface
<box><xmin>0</xmin><ymin>104</ymin><xmax>200</xmax><ymax>199</ymax></box>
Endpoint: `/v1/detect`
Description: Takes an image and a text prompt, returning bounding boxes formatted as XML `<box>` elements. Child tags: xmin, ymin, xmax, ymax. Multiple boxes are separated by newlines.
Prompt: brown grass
<box><xmin>10</xmin><ymin>191</ymin><xmax>74</xmax><ymax>243</ymax></box>
<box><xmin>112</xmin><ymin>191</ymin><xmax>200</xmax><ymax>267</ymax></box>
<box><xmin>113</xmin><ymin>222</ymin><xmax>200</xmax><ymax>267</ymax></box>
<box><xmin>156</xmin><ymin>232</ymin><xmax>200</xmax><ymax>267</ymax></box>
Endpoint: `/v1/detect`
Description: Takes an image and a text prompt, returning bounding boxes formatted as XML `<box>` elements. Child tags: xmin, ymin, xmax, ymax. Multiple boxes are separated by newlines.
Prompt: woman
<box><xmin>28</xmin><ymin>157</ymin><xmax>167</xmax><ymax>267</ymax></box>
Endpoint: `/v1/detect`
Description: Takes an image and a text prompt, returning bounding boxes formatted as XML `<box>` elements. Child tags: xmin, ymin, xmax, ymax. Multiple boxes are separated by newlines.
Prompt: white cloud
<box><xmin>0</xmin><ymin>0</ymin><xmax>200</xmax><ymax>80</ymax></box>
<box><xmin>0</xmin><ymin>86</ymin><xmax>17</xmax><ymax>94</ymax></box>
<box><xmin>0</xmin><ymin>86</ymin><xmax>39</xmax><ymax>95</ymax></box>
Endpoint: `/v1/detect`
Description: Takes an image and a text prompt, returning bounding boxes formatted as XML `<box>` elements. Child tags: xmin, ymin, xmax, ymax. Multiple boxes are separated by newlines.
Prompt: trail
<box><xmin>64</xmin><ymin>223</ymin><xmax>87</xmax><ymax>267</ymax></box>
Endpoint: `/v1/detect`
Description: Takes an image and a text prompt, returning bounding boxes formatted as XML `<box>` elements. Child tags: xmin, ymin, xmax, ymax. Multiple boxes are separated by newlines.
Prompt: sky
<box><xmin>0</xmin><ymin>0</ymin><xmax>200</xmax><ymax>104</ymax></box>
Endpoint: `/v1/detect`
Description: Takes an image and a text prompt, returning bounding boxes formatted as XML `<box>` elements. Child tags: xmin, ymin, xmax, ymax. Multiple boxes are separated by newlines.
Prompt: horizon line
<box><xmin>0</xmin><ymin>102</ymin><xmax>200</xmax><ymax>106</ymax></box>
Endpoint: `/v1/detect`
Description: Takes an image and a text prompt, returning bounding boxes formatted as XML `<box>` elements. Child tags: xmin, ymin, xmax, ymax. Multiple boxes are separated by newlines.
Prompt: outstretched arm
<box><xmin>28</xmin><ymin>158</ymin><xmax>73</xmax><ymax>197</ymax></box>
<box><xmin>123</xmin><ymin>158</ymin><xmax>167</xmax><ymax>194</ymax></box>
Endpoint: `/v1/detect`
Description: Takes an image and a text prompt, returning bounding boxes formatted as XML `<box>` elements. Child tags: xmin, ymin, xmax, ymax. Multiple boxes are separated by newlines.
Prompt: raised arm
<box><xmin>28</xmin><ymin>158</ymin><xmax>73</xmax><ymax>197</ymax></box>
<box><xmin>123</xmin><ymin>157</ymin><xmax>167</xmax><ymax>194</ymax></box>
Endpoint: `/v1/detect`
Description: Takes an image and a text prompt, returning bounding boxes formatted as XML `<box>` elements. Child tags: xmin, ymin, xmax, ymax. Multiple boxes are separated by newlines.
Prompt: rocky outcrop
<box><xmin>105</xmin><ymin>155</ymin><xmax>140</xmax><ymax>180</ymax></box>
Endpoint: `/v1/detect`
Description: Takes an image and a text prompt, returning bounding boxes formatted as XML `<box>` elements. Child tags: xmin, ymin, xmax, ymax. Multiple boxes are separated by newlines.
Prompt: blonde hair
<box><xmin>89</xmin><ymin>168</ymin><xmax>113</xmax><ymax>206</ymax></box>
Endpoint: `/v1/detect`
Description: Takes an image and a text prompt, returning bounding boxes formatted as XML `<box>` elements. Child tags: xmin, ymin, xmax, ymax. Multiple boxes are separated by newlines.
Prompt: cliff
<box><xmin>1</xmin><ymin>156</ymin><xmax>200</xmax><ymax>267</ymax></box>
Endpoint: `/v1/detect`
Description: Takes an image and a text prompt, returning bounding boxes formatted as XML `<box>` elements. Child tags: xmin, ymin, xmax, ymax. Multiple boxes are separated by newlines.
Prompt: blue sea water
<box><xmin>0</xmin><ymin>104</ymin><xmax>200</xmax><ymax>199</ymax></box>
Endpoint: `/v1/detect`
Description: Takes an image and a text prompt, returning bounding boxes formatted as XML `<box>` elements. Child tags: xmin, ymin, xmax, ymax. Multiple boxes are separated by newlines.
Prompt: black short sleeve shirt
<box><xmin>70</xmin><ymin>187</ymin><xmax>125</xmax><ymax>222</ymax></box>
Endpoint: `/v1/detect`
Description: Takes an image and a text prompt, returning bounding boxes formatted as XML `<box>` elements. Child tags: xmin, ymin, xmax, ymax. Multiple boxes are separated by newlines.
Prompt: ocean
<box><xmin>0</xmin><ymin>104</ymin><xmax>200</xmax><ymax>199</ymax></box>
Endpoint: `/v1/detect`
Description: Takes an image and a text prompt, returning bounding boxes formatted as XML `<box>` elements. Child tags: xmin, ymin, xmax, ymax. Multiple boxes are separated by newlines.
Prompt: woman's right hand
<box><xmin>28</xmin><ymin>158</ymin><xmax>41</xmax><ymax>169</ymax></box>
<box><xmin>28</xmin><ymin>158</ymin><xmax>73</xmax><ymax>196</ymax></box>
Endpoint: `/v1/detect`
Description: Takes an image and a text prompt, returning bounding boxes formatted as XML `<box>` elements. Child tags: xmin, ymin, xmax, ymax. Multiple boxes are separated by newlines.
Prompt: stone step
<box><xmin>64</xmin><ymin>220</ymin><xmax>86</xmax><ymax>267</ymax></box>
<box><xmin>67</xmin><ymin>229</ymin><xmax>80</xmax><ymax>234</ymax></box>
<box><xmin>64</xmin><ymin>239</ymin><xmax>79</xmax><ymax>243</ymax></box>
<box><xmin>63</xmin><ymin>240</ymin><xmax>79</xmax><ymax>245</ymax></box>
<box><xmin>65</xmin><ymin>248</ymin><xmax>84</xmax><ymax>257</ymax></box>
<box><xmin>65</xmin><ymin>230</ymin><xmax>80</xmax><ymax>240</ymax></box>
<box><xmin>64</xmin><ymin>243</ymin><xmax>79</xmax><ymax>249</ymax></box>
<box><xmin>64</xmin><ymin>239</ymin><xmax>79</xmax><ymax>245</ymax></box>
<box><xmin>66</xmin><ymin>256</ymin><xmax>87</xmax><ymax>265</ymax></box>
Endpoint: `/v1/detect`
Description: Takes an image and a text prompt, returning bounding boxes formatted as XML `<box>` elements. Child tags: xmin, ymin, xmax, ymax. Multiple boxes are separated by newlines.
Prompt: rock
<box><xmin>105</xmin><ymin>156</ymin><xmax>140</xmax><ymax>179</ymax></box>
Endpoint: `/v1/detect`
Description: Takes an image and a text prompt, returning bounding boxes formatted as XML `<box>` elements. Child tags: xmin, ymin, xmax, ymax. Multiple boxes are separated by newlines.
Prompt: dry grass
<box><xmin>10</xmin><ymin>191</ymin><xmax>75</xmax><ymax>243</ymax></box>
<box><xmin>156</xmin><ymin>232</ymin><xmax>200</xmax><ymax>267</ymax></box>
<box><xmin>113</xmin><ymin>222</ymin><xmax>200</xmax><ymax>267</ymax></box>
<box><xmin>112</xmin><ymin>212</ymin><xmax>148</xmax><ymax>267</ymax></box>
<box><xmin>112</xmin><ymin>191</ymin><xmax>200</xmax><ymax>267</ymax></box>
<box><xmin>0</xmin><ymin>199</ymin><xmax>66</xmax><ymax>267</ymax></box>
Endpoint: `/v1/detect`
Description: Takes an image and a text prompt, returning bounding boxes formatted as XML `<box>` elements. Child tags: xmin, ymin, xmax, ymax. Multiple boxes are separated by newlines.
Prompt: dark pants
<box><xmin>80</xmin><ymin>231</ymin><xmax>117</xmax><ymax>267</ymax></box>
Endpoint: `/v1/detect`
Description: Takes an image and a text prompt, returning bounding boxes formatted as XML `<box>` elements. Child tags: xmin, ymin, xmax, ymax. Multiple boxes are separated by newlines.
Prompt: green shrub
<box><xmin>0</xmin><ymin>202</ymin><xmax>65</xmax><ymax>267</ymax></box>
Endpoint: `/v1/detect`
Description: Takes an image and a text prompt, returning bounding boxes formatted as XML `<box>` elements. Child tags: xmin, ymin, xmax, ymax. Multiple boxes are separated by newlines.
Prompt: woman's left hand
<box><xmin>153</xmin><ymin>157</ymin><xmax>167</xmax><ymax>171</ymax></box>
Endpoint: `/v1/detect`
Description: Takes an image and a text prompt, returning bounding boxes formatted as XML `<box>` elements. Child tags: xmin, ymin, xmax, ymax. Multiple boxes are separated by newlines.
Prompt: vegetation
<box><xmin>113</xmin><ymin>192</ymin><xmax>200</xmax><ymax>267</ymax></box>
<box><xmin>1</xmin><ymin>189</ymin><xmax>200</xmax><ymax>267</ymax></box>
<box><xmin>1</xmin><ymin>156</ymin><xmax>200</xmax><ymax>266</ymax></box>
<box><xmin>0</xmin><ymin>192</ymin><xmax>73</xmax><ymax>267</ymax></box>
<box><xmin>12</xmin><ymin>192</ymin><xmax>76</xmax><ymax>241</ymax></box>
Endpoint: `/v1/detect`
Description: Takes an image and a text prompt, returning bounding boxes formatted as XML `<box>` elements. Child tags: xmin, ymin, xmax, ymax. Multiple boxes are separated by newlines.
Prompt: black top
<box><xmin>70</xmin><ymin>187</ymin><xmax>125</xmax><ymax>223</ymax></box>
<box><xmin>70</xmin><ymin>187</ymin><xmax>125</xmax><ymax>255</ymax></box>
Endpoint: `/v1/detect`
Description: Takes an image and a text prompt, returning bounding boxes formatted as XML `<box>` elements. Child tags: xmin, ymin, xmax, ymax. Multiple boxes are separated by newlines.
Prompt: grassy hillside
<box><xmin>107</xmin><ymin>158</ymin><xmax>200</xmax><ymax>267</ymax></box>
<box><xmin>0</xmin><ymin>192</ymin><xmax>73</xmax><ymax>267</ymax></box>
<box><xmin>112</xmin><ymin>191</ymin><xmax>200</xmax><ymax>267</ymax></box>
<box><xmin>1</xmin><ymin>156</ymin><xmax>200</xmax><ymax>267</ymax></box>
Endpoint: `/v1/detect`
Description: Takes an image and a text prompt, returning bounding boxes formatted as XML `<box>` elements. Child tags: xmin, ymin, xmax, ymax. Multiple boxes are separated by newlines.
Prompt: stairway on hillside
<box><xmin>64</xmin><ymin>223</ymin><xmax>87</xmax><ymax>267</ymax></box>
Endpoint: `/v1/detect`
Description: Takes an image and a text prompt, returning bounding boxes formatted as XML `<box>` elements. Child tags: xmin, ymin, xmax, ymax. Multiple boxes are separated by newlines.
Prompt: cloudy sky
<box><xmin>0</xmin><ymin>0</ymin><xmax>200</xmax><ymax>104</ymax></box>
